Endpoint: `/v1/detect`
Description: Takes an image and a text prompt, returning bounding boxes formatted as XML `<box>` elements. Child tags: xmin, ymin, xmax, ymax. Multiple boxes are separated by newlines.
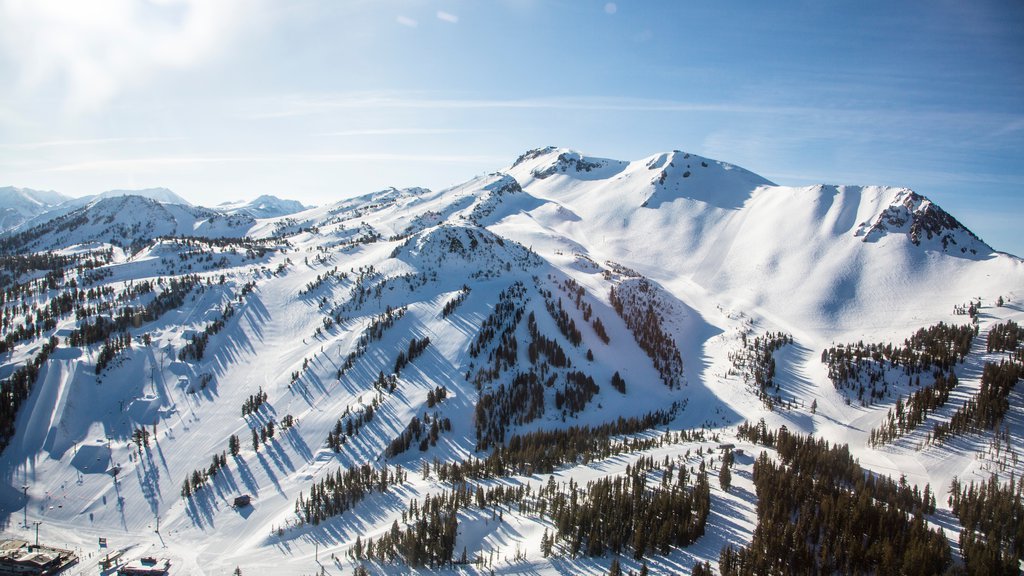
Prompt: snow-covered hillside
<box><xmin>0</xmin><ymin>186</ymin><xmax>70</xmax><ymax>232</ymax></box>
<box><xmin>0</xmin><ymin>147</ymin><xmax>1021</xmax><ymax>575</ymax></box>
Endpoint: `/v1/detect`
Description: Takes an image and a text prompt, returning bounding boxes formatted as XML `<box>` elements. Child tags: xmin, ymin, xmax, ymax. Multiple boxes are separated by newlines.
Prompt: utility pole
<box><xmin>32</xmin><ymin>521</ymin><xmax>41</xmax><ymax>546</ymax></box>
<box><xmin>21</xmin><ymin>485</ymin><xmax>28</xmax><ymax>528</ymax></box>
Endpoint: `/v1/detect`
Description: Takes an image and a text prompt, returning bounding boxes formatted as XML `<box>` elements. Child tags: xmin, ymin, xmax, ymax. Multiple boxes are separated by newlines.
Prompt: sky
<box><xmin>1</xmin><ymin>0</ymin><xmax>1022</xmax><ymax>255</ymax></box>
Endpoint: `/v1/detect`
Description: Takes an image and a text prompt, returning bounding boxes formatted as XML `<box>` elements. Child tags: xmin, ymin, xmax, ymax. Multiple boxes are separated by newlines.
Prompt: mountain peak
<box><xmin>856</xmin><ymin>189</ymin><xmax>990</xmax><ymax>256</ymax></box>
<box><xmin>93</xmin><ymin>187</ymin><xmax>192</xmax><ymax>206</ymax></box>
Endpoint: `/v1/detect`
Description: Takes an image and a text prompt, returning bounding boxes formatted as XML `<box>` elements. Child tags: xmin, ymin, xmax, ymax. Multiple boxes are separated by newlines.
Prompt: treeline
<box><xmin>440</xmin><ymin>285</ymin><xmax>470</xmax><ymax>318</ymax></box>
<box><xmin>554</xmin><ymin>371</ymin><xmax>599</xmax><ymax>415</ymax></box>
<box><xmin>988</xmin><ymin>319</ymin><xmax>1023</xmax><ymax>359</ymax></box>
<box><xmin>240</xmin><ymin>387</ymin><xmax>268</xmax><ymax>417</ymax></box>
<box><xmin>298</xmin><ymin>266</ymin><xmax>348</xmax><ymax>296</ymax></box>
<box><xmin>474</xmin><ymin>370</ymin><xmax>545</xmax><ymax>449</ymax></box>
<box><xmin>181</xmin><ymin>451</ymin><xmax>228</xmax><ymax>498</ymax></box>
<box><xmin>337</xmin><ymin>305</ymin><xmax>407</xmax><ymax>377</ymax></box>
<box><xmin>442</xmin><ymin>409</ymin><xmax>681</xmax><ymax>481</ymax></box>
<box><xmin>294</xmin><ymin>463</ymin><xmax>407</xmax><ymax>526</ymax></box>
<box><xmin>67</xmin><ymin>275</ymin><xmax>201</xmax><ymax>347</ymax></box>
<box><xmin>553</xmin><ymin>275</ymin><xmax>610</xmax><ymax>344</ymax></box>
<box><xmin>468</xmin><ymin>281</ymin><xmax>527</xmax><ymax>359</ymax></box>
<box><xmin>949</xmin><ymin>474</ymin><xmax>1024</xmax><ymax>574</ymax></box>
<box><xmin>539</xmin><ymin>286</ymin><xmax>583</xmax><ymax>347</ymax></box>
<box><xmin>326</xmin><ymin>403</ymin><xmax>376</xmax><ymax>452</ymax></box>
<box><xmin>821</xmin><ymin>322</ymin><xmax>976</xmax><ymax>404</ymax></box>
<box><xmin>870</xmin><ymin>370</ymin><xmax>958</xmax><ymax>446</ymax></box>
<box><xmin>95</xmin><ymin>331</ymin><xmax>132</xmax><ymax>374</ymax></box>
<box><xmin>929</xmin><ymin>360</ymin><xmax>1021</xmax><ymax>445</ymax></box>
<box><xmin>385</xmin><ymin>409</ymin><xmax>452</xmax><ymax>458</ymax></box>
<box><xmin>352</xmin><ymin>452</ymin><xmax>709</xmax><ymax>568</ymax></box>
<box><xmin>179</xmin><ymin>302</ymin><xmax>236</xmax><ymax>362</ymax></box>
<box><xmin>0</xmin><ymin>336</ymin><xmax>59</xmax><ymax>453</ymax></box>
<box><xmin>609</xmin><ymin>279</ymin><xmax>684</xmax><ymax>389</ymax></box>
<box><xmin>526</xmin><ymin>311</ymin><xmax>569</xmax><ymax>368</ymax></box>
<box><xmin>727</xmin><ymin>331</ymin><xmax>792</xmax><ymax>409</ymax></box>
<box><xmin>726</xmin><ymin>423</ymin><xmax>947</xmax><ymax>575</ymax></box>
<box><xmin>394</xmin><ymin>336</ymin><xmax>430</xmax><ymax>374</ymax></box>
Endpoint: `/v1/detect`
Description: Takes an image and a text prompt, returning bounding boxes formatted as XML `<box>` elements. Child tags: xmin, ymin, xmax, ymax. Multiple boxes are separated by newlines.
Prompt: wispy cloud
<box><xmin>249</xmin><ymin>94</ymin><xmax>812</xmax><ymax>119</ymax></box>
<box><xmin>436</xmin><ymin>11</ymin><xmax>459</xmax><ymax>23</ymax></box>
<box><xmin>319</xmin><ymin>128</ymin><xmax>473</xmax><ymax>137</ymax></box>
<box><xmin>4</xmin><ymin>136</ymin><xmax>185</xmax><ymax>150</ymax></box>
<box><xmin>396</xmin><ymin>15</ymin><xmax>418</xmax><ymax>28</ymax></box>
<box><xmin>44</xmin><ymin>153</ymin><xmax>504</xmax><ymax>173</ymax></box>
<box><xmin>0</xmin><ymin>0</ymin><xmax>252</xmax><ymax>111</ymax></box>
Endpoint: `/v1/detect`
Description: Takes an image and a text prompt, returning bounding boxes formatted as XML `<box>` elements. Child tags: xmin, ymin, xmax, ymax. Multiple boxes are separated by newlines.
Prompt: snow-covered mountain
<box><xmin>215</xmin><ymin>194</ymin><xmax>309</xmax><ymax>219</ymax></box>
<box><xmin>0</xmin><ymin>147</ymin><xmax>1021</xmax><ymax>575</ymax></box>
<box><xmin>0</xmin><ymin>186</ymin><xmax>71</xmax><ymax>232</ymax></box>
<box><xmin>1</xmin><ymin>194</ymin><xmax>254</xmax><ymax>253</ymax></box>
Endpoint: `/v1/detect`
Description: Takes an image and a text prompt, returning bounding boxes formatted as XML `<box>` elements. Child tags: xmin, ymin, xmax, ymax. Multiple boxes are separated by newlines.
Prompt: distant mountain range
<box><xmin>0</xmin><ymin>186</ymin><xmax>310</xmax><ymax>237</ymax></box>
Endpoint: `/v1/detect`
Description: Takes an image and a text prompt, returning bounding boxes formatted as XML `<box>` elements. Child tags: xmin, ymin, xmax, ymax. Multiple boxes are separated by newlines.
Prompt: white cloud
<box><xmin>44</xmin><ymin>152</ymin><xmax>505</xmax><ymax>173</ymax></box>
<box><xmin>319</xmin><ymin>128</ymin><xmax>469</xmax><ymax>137</ymax></box>
<box><xmin>604</xmin><ymin>3</ymin><xmax>617</xmax><ymax>15</ymax></box>
<box><xmin>0</xmin><ymin>0</ymin><xmax>249</xmax><ymax>111</ymax></box>
<box><xmin>396</xmin><ymin>15</ymin><xmax>418</xmax><ymax>28</ymax></box>
<box><xmin>436</xmin><ymin>11</ymin><xmax>458</xmax><ymax>24</ymax></box>
<box><xmin>4</xmin><ymin>136</ymin><xmax>185</xmax><ymax>150</ymax></box>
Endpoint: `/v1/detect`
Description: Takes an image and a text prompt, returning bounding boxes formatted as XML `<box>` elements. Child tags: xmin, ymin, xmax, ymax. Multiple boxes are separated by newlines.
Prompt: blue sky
<box><xmin>1</xmin><ymin>1</ymin><xmax>1022</xmax><ymax>254</ymax></box>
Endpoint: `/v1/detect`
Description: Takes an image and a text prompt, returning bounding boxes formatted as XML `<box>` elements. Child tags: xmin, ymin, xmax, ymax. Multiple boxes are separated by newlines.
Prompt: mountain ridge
<box><xmin>0</xmin><ymin>146</ymin><xmax>1020</xmax><ymax>574</ymax></box>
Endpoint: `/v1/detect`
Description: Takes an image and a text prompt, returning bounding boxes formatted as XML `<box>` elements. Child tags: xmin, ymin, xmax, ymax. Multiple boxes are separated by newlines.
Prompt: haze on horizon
<box><xmin>0</xmin><ymin>0</ymin><xmax>1022</xmax><ymax>255</ymax></box>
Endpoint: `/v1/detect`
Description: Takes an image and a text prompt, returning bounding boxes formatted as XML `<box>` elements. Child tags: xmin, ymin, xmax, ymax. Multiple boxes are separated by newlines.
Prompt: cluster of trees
<box><xmin>540</xmin><ymin>287</ymin><xmax>583</xmax><ymax>347</ymax></box>
<box><xmin>240</xmin><ymin>387</ymin><xmax>268</xmax><ymax>417</ymax></box>
<box><xmin>554</xmin><ymin>371</ymin><xmax>599</xmax><ymax>415</ymax></box>
<box><xmin>545</xmin><ymin>456</ymin><xmax>710</xmax><ymax>559</ymax></box>
<box><xmin>95</xmin><ymin>331</ymin><xmax>132</xmax><ymax>374</ymax></box>
<box><xmin>326</xmin><ymin>404</ymin><xmax>376</xmax><ymax>452</ymax></box>
<box><xmin>349</xmin><ymin>505</ymin><xmax>457</xmax><ymax>568</ymax></box>
<box><xmin>180</xmin><ymin>451</ymin><xmax>228</xmax><ymax>498</ymax></box>
<box><xmin>439</xmin><ymin>409</ymin><xmax>681</xmax><ymax>482</ymax></box>
<box><xmin>251</xmin><ymin>419</ymin><xmax>276</xmax><ymax>449</ymax></box>
<box><xmin>425</xmin><ymin>386</ymin><xmax>447</xmax><ymax>408</ymax></box>
<box><xmin>297</xmin><ymin>266</ymin><xmax>347</xmax><ymax>296</ymax></box>
<box><xmin>353</xmin><ymin>452</ymin><xmax>709</xmax><ymax>568</ymax></box>
<box><xmin>870</xmin><ymin>370</ymin><xmax>958</xmax><ymax>446</ymax></box>
<box><xmin>726</xmin><ymin>424</ymin><xmax>947</xmax><ymax>575</ymax></box>
<box><xmin>337</xmin><ymin>305</ymin><xmax>407</xmax><ymax>377</ymax></box>
<box><xmin>526</xmin><ymin>311</ymin><xmax>570</xmax><ymax>368</ymax></box>
<box><xmin>0</xmin><ymin>252</ymin><xmax>79</xmax><ymax>288</ymax></box>
<box><xmin>385</xmin><ymin>411</ymin><xmax>452</xmax><ymax>458</ymax></box>
<box><xmin>728</xmin><ymin>331</ymin><xmax>793</xmax><ymax>408</ymax></box>
<box><xmin>468</xmin><ymin>281</ymin><xmax>526</xmax><ymax>359</ymax></box>
<box><xmin>988</xmin><ymin>319</ymin><xmax>1022</xmax><ymax>357</ymax></box>
<box><xmin>610</xmin><ymin>371</ymin><xmax>627</xmax><ymax>394</ymax></box>
<box><xmin>179</xmin><ymin>302</ymin><xmax>236</xmax><ymax>362</ymax></box>
<box><xmin>440</xmin><ymin>285</ymin><xmax>471</xmax><ymax>318</ymax></box>
<box><xmin>949</xmin><ymin>474</ymin><xmax>1024</xmax><ymax>574</ymax></box>
<box><xmin>67</xmin><ymin>275</ymin><xmax>202</xmax><ymax>347</ymax></box>
<box><xmin>821</xmin><ymin>322</ymin><xmax>976</xmax><ymax>402</ymax></box>
<box><xmin>474</xmin><ymin>370</ymin><xmax>545</xmax><ymax>449</ymax></box>
<box><xmin>394</xmin><ymin>336</ymin><xmax>430</xmax><ymax>374</ymax></box>
<box><xmin>294</xmin><ymin>463</ymin><xmax>407</xmax><ymax>526</ymax></box>
<box><xmin>553</xmin><ymin>275</ymin><xmax>610</xmax><ymax>343</ymax></box>
<box><xmin>929</xmin><ymin>360</ymin><xmax>1021</xmax><ymax>444</ymax></box>
<box><xmin>130</xmin><ymin>426</ymin><xmax>151</xmax><ymax>451</ymax></box>
<box><xmin>609</xmin><ymin>280</ymin><xmax>684</xmax><ymax>389</ymax></box>
<box><xmin>0</xmin><ymin>336</ymin><xmax>58</xmax><ymax>452</ymax></box>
